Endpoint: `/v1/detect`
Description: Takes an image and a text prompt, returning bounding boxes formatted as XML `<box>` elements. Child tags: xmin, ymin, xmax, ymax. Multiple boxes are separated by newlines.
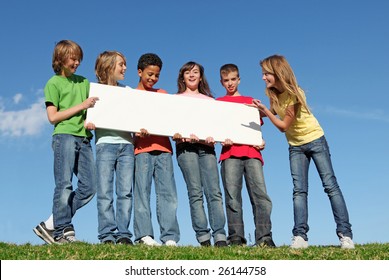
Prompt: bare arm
<box><xmin>252</xmin><ymin>99</ymin><xmax>297</xmax><ymax>133</ymax></box>
<box><xmin>46</xmin><ymin>97</ymin><xmax>98</xmax><ymax>125</ymax></box>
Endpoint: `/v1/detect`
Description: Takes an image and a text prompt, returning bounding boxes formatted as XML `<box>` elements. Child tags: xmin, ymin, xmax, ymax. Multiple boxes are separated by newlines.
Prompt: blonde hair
<box><xmin>260</xmin><ymin>54</ymin><xmax>310</xmax><ymax>114</ymax></box>
<box><xmin>95</xmin><ymin>51</ymin><xmax>126</xmax><ymax>85</ymax></box>
<box><xmin>52</xmin><ymin>40</ymin><xmax>83</xmax><ymax>74</ymax></box>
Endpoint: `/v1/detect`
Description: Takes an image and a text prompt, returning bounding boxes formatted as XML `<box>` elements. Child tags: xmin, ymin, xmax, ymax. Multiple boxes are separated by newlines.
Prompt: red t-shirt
<box><xmin>216</xmin><ymin>95</ymin><xmax>264</xmax><ymax>165</ymax></box>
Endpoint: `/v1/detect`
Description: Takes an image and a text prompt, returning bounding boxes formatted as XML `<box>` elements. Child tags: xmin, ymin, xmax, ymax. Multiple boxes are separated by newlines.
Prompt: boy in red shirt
<box><xmin>217</xmin><ymin>63</ymin><xmax>275</xmax><ymax>247</ymax></box>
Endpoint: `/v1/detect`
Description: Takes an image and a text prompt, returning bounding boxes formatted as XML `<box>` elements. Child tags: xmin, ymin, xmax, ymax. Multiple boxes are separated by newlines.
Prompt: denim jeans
<box><xmin>96</xmin><ymin>143</ymin><xmax>134</xmax><ymax>243</ymax></box>
<box><xmin>176</xmin><ymin>143</ymin><xmax>226</xmax><ymax>243</ymax></box>
<box><xmin>289</xmin><ymin>135</ymin><xmax>353</xmax><ymax>240</ymax></box>
<box><xmin>221</xmin><ymin>157</ymin><xmax>273</xmax><ymax>244</ymax></box>
<box><xmin>134</xmin><ymin>151</ymin><xmax>180</xmax><ymax>243</ymax></box>
<box><xmin>52</xmin><ymin>134</ymin><xmax>96</xmax><ymax>238</ymax></box>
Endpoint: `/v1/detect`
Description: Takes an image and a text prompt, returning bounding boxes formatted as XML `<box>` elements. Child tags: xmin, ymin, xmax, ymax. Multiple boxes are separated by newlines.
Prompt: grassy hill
<box><xmin>1</xmin><ymin>242</ymin><xmax>388</xmax><ymax>260</ymax></box>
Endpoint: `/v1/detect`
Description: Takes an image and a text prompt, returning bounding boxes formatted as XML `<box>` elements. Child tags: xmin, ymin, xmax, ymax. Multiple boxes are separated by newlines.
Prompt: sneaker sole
<box><xmin>33</xmin><ymin>225</ymin><xmax>55</xmax><ymax>244</ymax></box>
<box><xmin>137</xmin><ymin>240</ymin><xmax>161</xmax><ymax>246</ymax></box>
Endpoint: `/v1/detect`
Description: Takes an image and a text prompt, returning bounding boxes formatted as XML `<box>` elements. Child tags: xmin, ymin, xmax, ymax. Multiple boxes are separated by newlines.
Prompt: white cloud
<box><xmin>0</xmin><ymin>97</ymin><xmax>48</xmax><ymax>137</ymax></box>
<box><xmin>13</xmin><ymin>93</ymin><xmax>23</xmax><ymax>104</ymax></box>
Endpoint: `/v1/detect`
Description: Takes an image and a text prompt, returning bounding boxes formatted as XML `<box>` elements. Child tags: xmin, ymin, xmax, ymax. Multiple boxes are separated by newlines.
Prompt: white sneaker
<box><xmin>340</xmin><ymin>236</ymin><xmax>355</xmax><ymax>249</ymax></box>
<box><xmin>139</xmin><ymin>235</ymin><xmax>161</xmax><ymax>246</ymax></box>
<box><xmin>290</xmin><ymin>236</ymin><xmax>308</xmax><ymax>249</ymax></box>
<box><xmin>164</xmin><ymin>240</ymin><xmax>178</xmax><ymax>247</ymax></box>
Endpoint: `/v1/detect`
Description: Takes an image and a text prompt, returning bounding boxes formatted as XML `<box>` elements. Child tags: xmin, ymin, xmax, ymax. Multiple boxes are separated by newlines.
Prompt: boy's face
<box><xmin>220</xmin><ymin>71</ymin><xmax>240</xmax><ymax>95</ymax></box>
<box><xmin>113</xmin><ymin>56</ymin><xmax>126</xmax><ymax>82</ymax></box>
<box><xmin>138</xmin><ymin>65</ymin><xmax>161</xmax><ymax>90</ymax></box>
<box><xmin>62</xmin><ymin>55</ymin><xmax>80</xmax><ymax>77</ymax></box>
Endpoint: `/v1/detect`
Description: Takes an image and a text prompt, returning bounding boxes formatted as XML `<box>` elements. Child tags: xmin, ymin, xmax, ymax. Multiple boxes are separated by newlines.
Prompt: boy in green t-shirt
<box><xmin>33</xmin><ymin>40</ymin><xmax>98</xmax><ymax>244</ymax></box>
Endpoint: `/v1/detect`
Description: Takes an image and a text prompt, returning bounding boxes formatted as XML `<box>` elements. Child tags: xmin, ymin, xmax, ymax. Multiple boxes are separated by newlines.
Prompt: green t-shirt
<box><xmin>44</xmin><ymin>74</ymin><xmax>92</xmax><ymax>138</ymax></box>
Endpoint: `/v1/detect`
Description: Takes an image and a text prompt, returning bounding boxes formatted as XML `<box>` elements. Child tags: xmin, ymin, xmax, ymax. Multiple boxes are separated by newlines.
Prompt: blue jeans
<box><xmin>176</xmin><ymin>143</ymin><xmax>226</xmax><ymax>243</ymax></box>
<box><xmin>52</xmin><ymin>134</ymin><xmax>96</xmax><ymax>238</ymax></box>
<box><xmin>134</xmin><ymin>151</ymin><xmax>180</xmax><ymax>243</ymax></box>
<box><xmin>221</xmin><ymin>157</ymin><xmax>273</xmax><ymax>244</ymax></box>
<box><xmin>96</xmin><ymin>143</ymin><xmax>134</xmax><ymax>243</ymax></box>
<box><xmin>289</xmin><ymin>136</ymin><xmax>353</xmax><ymax>240</ymax></box>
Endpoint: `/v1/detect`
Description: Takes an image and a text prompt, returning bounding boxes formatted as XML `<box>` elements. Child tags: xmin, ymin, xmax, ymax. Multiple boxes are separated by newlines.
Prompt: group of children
<box><xmin>33</xmin><ymin>39</ymin><xmax>354</xmax><ymax>249</ymax></box>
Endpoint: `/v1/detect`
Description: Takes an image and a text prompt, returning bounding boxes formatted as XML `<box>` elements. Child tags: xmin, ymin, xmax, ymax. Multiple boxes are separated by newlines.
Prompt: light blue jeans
<box><xmin>289</xmin><ymin>135</ymin><xmax>353</xmax><ymax>240</ymax></box>
<box><xmin>133</xmin><ymin>151</ymin><xmax>180</xmax><ymax>243</ymax></box>
<box><xmin>221</xmin><ymin>157</ymin><xmax>273</xmax><ymax>244</ymax></box>
<box><xmin>176</xmin><ymin>143</ymin><xmax>226</xmax><ymax>244</ymax></box>
<box><xmin>52</xmin><ymin>134</ymin><xmax>96</xmax><ymax>238</ymax></box>
<box><xmin>96</xmin><ymin>143</ymin><xmax>134</xmax><ymax>243</ymax></box>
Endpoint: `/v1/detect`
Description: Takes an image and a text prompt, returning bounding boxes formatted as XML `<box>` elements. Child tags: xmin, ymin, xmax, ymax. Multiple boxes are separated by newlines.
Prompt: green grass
<box><xmin>1</xmin><ymin>242</ymin><xmax>388</xmax><ymax>260</ymax></box>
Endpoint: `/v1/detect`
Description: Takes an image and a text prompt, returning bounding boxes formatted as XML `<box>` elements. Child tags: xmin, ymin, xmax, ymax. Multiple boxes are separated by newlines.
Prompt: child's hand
<box><xmin>205</xmin><ymin>136</ymin><xmax>215</xmax><ymax>145</ymax></box>
<box><xmin>136</xmin><ymin>128</ymin><xmax>149</xmax><ymax>137</ymax></box>
<box><xmin>84</xmin><ymin>121</ymin><xmax>96</xmax><ymax>130</ymax></box>
<box><xmin>254</xmin><ymin>139</ymin><xmax>266</xmax><ymax>150</ymax></box>
<box><xmin>83</xmin><ymin>97</ymin><xmax>99</xmax><ymax>109</ymax></box>
<box><xmin>222</xmin><ymin>138</ymin><xmax>233</xmax><ymax>146</ymax></box>
<box><xmin>173</xmin><ymin>133</ymin><xmax>182</xmax><ymax>140</ymax></box>
<box><xmin>173</xmin><ymin>133</ymin><xmax>183</xmax><ymax>142</ymax></box>
<box><xmin>188</xmin><ymin>134</ymin><xmax>199</xmax><ymax>143</ymax></box>
<box><xmin>252</xmin><ymin>99</ymin><xmax>267</xmax><ymax>111</ymax></box>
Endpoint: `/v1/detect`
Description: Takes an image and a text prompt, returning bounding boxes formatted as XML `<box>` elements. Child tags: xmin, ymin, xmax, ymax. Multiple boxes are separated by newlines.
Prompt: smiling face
<box><xmin>113</xmin><ymin>55</ymin><xmax>126</xmax><ymax>82</ymax></box>
<box><xmin>61</xmin><ymin>54</ymin><xmax>81</xmax><ymax>77</ymax></box>
<box><xmin>183</xmin><ymin>65</ymin><xmax>202</xmax><ymax>91</ymax></box>
<box><xmin>220</xmin><ymin>70</ymin><xmax>240</xmax><ymax>95</ymax></box>
<box><xmin>138</xmin><ymin>65</ymin><xmax>161</xmax><ymax>90</ymax></box>
<box><xmin>262</xmin><ymin>71</ymin><xmax>276</xmax><ymax>88</ymax></box>
<box><xmin>262</xmin><ymin>69</ymin><xmax>284</xmax><ymax>92</ymax></box>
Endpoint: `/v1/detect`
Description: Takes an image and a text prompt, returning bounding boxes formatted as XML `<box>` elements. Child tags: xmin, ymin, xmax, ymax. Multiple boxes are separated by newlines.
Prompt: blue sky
<box><xmin>0</xmin><ymin>0</ymin><xmax>388</xmax><ymax>247</ymax></box>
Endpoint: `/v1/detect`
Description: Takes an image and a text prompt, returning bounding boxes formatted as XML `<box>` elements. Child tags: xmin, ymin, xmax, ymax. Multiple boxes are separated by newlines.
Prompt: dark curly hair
<box><xmin>137</xmin><ymin>53</ymin><xmax>162</xmax><ymax>71</ymax></box>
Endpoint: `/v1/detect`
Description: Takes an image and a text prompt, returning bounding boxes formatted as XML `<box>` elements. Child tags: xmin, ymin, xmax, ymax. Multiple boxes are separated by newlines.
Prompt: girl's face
<box><xmin>113</xmin><ymin>56</ymin><xmax>126</xmax><ymax>82</ymax></box>
<box><xmin>183</xmin><ymin>65</ymin><xmax>201</xmax><ymax>91</ymax></box>
<box><xmin>262</xmin><ymin>70</ymin><xmax>281</xmax><ymax>91</ymax></box>
<box><xmin>62</xmin><ymin>55</ymin><xmax>80</xmax><ymax>77</ymax></box>
<box><xmin>138</xmin><ymin>65</ymin><xmax>160</xmax><ymax>90</ymax></box>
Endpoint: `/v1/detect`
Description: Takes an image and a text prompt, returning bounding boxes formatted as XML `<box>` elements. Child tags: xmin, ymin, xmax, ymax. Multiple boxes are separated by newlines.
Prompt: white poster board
<box><xmin>86</xmin><ymin>83</ymin><xmax>263</xmax><ymax>146</ymax></box>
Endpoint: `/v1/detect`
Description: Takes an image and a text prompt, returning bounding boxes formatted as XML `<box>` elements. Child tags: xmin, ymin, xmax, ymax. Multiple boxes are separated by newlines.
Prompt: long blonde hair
<box><xmin>95</xmin><ymin>51</ymin><xmax>126</xmax><ymax>85</ymax></box>
<box><xmin>260</xmin><ymin>55</ymin><xmax>310</xmax><ymax>114</ymax></box>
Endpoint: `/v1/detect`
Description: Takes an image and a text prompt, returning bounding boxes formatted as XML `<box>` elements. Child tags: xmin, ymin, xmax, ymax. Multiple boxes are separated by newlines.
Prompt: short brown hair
<box><xmin>220</xmin><ymin>63</ymin><xmax>239</xmax><ymax>79</ymax></box>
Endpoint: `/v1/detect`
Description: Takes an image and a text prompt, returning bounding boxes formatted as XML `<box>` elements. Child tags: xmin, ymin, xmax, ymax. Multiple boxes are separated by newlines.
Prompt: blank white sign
<box><xmin>86</xmin><ymin>83</ymin><xmax>263</xmax><ymax>146</ymax></box>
